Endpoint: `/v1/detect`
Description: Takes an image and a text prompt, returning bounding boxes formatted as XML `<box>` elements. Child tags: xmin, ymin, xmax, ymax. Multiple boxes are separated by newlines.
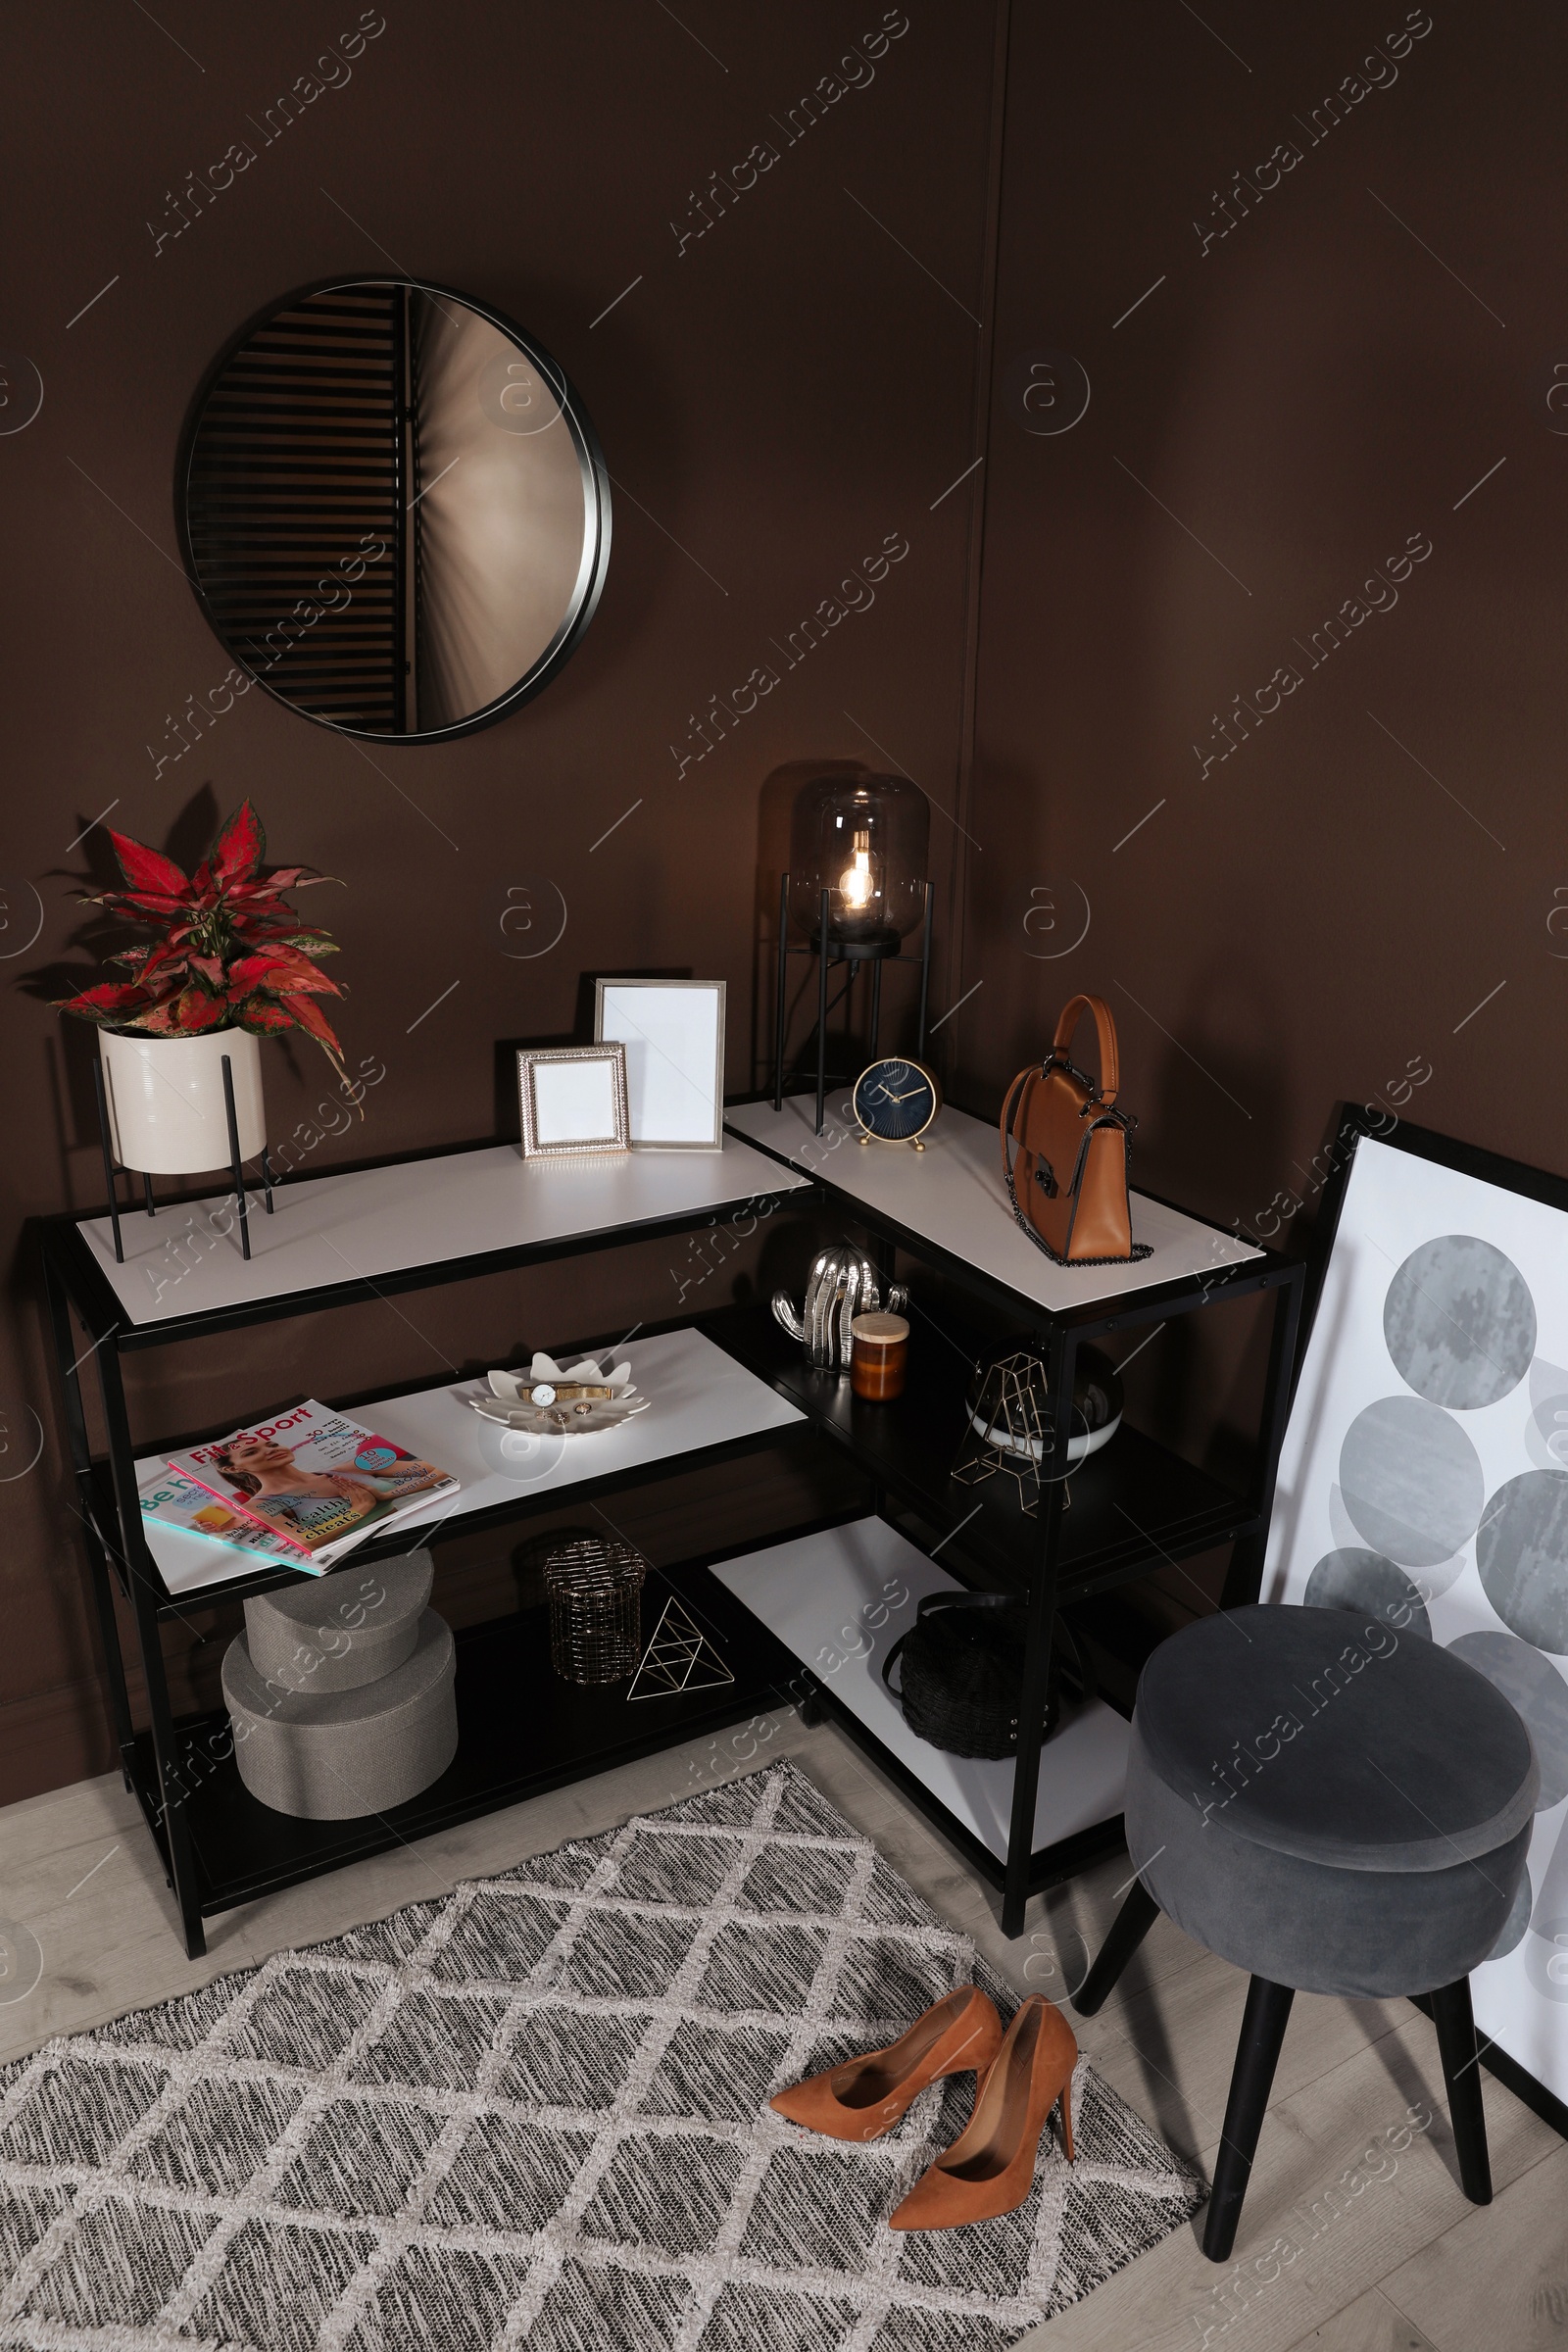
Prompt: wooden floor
<box><xmin>0</xmin><ymin>1709</ymin><xmax>1559</xmax><ymax>2350</ymax></box>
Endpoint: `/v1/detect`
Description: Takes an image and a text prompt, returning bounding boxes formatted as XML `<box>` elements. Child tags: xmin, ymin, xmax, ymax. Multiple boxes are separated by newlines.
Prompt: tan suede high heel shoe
<box><xmin>888</xmin><ymin>1994</ymin><xmax>1077</xmax><ymax>2228</ymax></box>
<box><xmin>769</xmin><ymin>1986</ymin><xmax>1003</xmax><ymax>2144</ymax></box>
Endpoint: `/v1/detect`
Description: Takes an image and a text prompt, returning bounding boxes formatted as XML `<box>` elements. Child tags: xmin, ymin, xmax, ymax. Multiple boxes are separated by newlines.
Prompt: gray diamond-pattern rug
<box><xmin>0</xmin><ymin>1761</ymin><xmax>1202</xmax><ymax>2349</ymax></box>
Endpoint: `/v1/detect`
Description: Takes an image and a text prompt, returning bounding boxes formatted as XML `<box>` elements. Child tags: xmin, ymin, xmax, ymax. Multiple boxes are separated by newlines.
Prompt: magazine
<box><xmin>139</xmin><ymin>1468</ymin><xmax>318</xmax><ymax>1570</ymax></box>
<box><xmin>168</xmin><ymin>1399</ymin><xmax>460</xmax><ymax>1568</ymax></box>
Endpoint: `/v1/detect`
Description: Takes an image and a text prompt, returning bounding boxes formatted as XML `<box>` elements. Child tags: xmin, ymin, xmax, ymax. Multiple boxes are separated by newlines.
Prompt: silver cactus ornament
<box><xmin>771</xmin><ymin>1245</ymin><xmax>908</xmax><ymax>1372</ymax></box>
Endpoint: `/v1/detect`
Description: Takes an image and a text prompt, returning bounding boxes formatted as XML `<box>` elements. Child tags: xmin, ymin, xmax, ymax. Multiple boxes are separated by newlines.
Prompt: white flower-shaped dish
<box><xmin>465</xmin><ymin>1351</ymin><xmax>649</xmax><ymax>1437</ymax></box>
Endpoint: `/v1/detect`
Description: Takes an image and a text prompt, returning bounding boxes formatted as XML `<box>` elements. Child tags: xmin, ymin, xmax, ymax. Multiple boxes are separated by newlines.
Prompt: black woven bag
<box><xmin>880</xmin><ymin>1592</ymin><xmax>1093</xmax><ymax>1760</ymax></box>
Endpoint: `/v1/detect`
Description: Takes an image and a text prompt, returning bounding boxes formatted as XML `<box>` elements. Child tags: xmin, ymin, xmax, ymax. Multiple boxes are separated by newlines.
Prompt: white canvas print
<box><xmin>1267</xmin><ymin>1129</ymin><xmax>1568</xmax><ymax>2110</ymax></box>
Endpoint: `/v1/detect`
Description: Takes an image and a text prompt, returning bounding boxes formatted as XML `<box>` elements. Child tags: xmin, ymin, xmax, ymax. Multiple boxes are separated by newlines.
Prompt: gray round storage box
<box><xmin>241</xmin><ymin>1551</ymin><xmax>433</xmax><ymax>1694</ymax></box>
<box><xmin>223</xmin><ymin>1603</ymin><xmax>457</xmax><ymax>1820</ymax></box>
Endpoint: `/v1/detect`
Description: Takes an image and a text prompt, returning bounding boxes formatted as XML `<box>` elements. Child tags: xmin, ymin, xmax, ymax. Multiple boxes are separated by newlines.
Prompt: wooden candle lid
<box><xmin>851</xmin><ymin>1312</ymin><xmax>909</xmax><ymax>1348</ymax></box>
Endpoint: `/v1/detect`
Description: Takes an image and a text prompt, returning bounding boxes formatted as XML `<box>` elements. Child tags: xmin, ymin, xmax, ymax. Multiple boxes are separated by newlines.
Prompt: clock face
<box><xmin>853</xmin><ymin>1057</ymin><xmax>940</xmax><ymax>1142</ymax></box>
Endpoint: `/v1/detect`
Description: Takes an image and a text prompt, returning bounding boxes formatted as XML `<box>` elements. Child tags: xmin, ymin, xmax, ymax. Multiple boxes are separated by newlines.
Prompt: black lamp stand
<box><xmin>771</xmin><ymin>874</ymin><xmax>934</xmax><ymax>1135</ymax></box>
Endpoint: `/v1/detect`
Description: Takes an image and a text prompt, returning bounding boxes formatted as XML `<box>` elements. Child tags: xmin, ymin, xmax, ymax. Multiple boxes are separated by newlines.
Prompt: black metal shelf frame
<box><xmin>39</xmin><ymin>1151</ymin><xmax>820</xmax><ymax>1962</ymax></box>
<box><xmin>720</xmin><ymin>1102</ymin><xmax>1305</xmax><ymax>1936</ymax></box>
<box><xmin>41</xmin><ymin>1111</ymin><xmax>1302</xmax><ymax>1955</ymax></box>
<box><xmin>707</xmin><ymin>1302</ymin><xmax>1260</xmax><ymax>1605</ymax></box>
<box><xmin>117</xmin><ymin>1534</ymin><xmax>837</xmax><ymax>1923</ymax></box>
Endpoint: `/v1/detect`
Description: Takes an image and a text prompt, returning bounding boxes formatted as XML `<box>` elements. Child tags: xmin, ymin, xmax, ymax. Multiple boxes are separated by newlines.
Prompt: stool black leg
<box><xmin>1430</xmin><ymin>1976</ymin><xmax>1492</xmax><ymax>2206</ymax></box>
<box><xmin>1073</xmin><ymin>1879</ymin><xmax>1159</xmax><ymax>2016</ymax></box>
<box><xmin>1203</xmin><ymin>1976</ymin><xmax>1296</xmax><ymax>2263</ymax></box>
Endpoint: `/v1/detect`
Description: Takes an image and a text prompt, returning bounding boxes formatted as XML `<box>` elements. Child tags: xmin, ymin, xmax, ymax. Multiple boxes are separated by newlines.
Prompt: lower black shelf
<box><xmin>709</xmin><ymin>1302</ymin><xmax>1256</xmax><ymax>1595</ymax></box>
<box><xmin>134</xmin><ymin>1554</ymin><xmax>801</xmax><ymax>1918</ymax></box>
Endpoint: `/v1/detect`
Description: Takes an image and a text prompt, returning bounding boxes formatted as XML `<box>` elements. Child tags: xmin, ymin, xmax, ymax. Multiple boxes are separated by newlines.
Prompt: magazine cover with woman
<box><xmin>168</xmin><ymin>1400</ymin><xmax>460</xmax><ymax>1567</ymax></box>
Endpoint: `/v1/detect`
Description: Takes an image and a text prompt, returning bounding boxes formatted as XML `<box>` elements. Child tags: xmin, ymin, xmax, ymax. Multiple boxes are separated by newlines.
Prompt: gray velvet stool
<box><xmin>1074</xmin><ymin>1604</ymin><xmax>1538</xmax><ymax>2262</ymax></box>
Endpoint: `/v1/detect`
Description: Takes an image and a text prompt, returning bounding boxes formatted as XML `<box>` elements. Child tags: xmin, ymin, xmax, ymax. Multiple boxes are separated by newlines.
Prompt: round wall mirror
<box><xmin>177</xmin><ymin>278</ymin><xmax>611</xmax><ymax>742</ymax></box>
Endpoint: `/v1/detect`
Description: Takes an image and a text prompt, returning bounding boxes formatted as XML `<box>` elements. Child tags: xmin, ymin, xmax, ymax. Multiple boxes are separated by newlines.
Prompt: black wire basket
<box><xmin>543</xmin><ymin>1536</ymin><xmax>648</xmax><ymax>1686</ymax></box>
<box><xmin>880</xmin><ymin>1592</ymin><xmax>1096</xmax><ymax>1758</ymax></box>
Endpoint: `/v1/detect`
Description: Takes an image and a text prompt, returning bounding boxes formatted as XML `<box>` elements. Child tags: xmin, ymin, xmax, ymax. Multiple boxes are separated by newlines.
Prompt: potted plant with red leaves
<box><xmin>56</xmin><ymin>800</ymin><xmax>348</xmax><ymax>1178</ymax></box>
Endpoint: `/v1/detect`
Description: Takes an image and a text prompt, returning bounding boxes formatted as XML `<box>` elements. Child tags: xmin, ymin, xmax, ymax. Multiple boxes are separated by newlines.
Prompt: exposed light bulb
<box><xmin>839</xmin><ymin>827</ymin><xmax>878</xmax><ymax>910</ymax></box>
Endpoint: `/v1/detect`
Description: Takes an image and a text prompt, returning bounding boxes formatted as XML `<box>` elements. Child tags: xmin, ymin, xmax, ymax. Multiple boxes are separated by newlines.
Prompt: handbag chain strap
<box><xmin>1003</xmin><ymin>1141</ymin><xmax>1152</xmax><ymax>1267</ymax></box>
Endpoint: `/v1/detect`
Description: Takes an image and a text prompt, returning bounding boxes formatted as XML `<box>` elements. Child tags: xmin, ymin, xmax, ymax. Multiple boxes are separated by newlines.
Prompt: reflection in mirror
<box><xmin>178</xmin><ymin>279</ymin><xmax>611</xmax><ymax>742</ymax></box>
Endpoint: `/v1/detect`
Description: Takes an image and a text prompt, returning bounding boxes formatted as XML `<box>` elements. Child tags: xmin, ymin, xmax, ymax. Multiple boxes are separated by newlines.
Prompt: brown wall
<box><xmin>0</xmin><ymin>2</ymin><xmax>997</xmax><ymax>1800</ymax></box>
<box><xmin>4</xmin><ymin>0</ymin><xmax>1561</xmax><ymax>1806</ymax></box>
<box><xmin>956</xmin><ymin>0</ymin><xmax>1567</xmax><ymax>1456</ymax></box>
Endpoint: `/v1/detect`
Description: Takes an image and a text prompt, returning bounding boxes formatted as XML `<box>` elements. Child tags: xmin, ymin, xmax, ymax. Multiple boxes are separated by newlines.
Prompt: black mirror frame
<box><xmin>173</xmin><ymin>275</ymin><xmax>612</xmax><ymax>746</ymax></box>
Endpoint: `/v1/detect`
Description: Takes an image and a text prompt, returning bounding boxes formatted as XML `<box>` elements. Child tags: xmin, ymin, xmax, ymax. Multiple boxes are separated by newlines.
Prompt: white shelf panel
<box><xmin>712</xmin><ymin>1515</ymin><xmax>1128</xmax><ymax>1861</ymax></box>
<box><xmin>725</xmin><ymin>1097</ymin><xmax>1260</xmax><ymax>1312</ymax></box>
<box><xmin>83</xmin><ymin>1136</ymin><xmax>808</xmax><ymax>1328</ymax></box>
<box><xmin>135</xmin><ymin>1327</ymin><xmax>806</xmax><ymax>1597</ymax></box>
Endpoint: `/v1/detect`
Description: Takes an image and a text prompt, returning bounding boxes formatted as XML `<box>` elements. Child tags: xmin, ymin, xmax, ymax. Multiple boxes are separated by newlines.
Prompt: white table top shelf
<box><xmin>724</xmin><ymin>1096</ymin><xmax>1260</xmax><ymax>1311</ymax></box>
<box><xmin>135</xmin><ymin>1326</ymin><xmax>806</xmax><ymax>1598</ymax></box>
<box><xmin>79</xmin><ymin>1137</ymin><xmax>807</xmax><ymax>1328</ymax></box>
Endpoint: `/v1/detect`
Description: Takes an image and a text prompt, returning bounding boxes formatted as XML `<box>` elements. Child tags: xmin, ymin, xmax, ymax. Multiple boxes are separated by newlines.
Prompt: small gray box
<box><xmin>242</xmin><ymin>1550</ymin><xmax>433</xmax><ymax>1693</ymax></box>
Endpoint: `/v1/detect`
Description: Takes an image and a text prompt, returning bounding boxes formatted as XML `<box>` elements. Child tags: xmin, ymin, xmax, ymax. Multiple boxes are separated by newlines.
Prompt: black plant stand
<box><xmin>92</xmin><ymin>1047</ymin><xmax>272</xmax><ymax>1264</ymax></box>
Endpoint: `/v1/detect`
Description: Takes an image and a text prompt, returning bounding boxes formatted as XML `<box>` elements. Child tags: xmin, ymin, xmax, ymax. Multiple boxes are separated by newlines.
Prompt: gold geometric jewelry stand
<box><xmin>626</xmin><ymin>1594</ymin><xmax>735</xmax><ymax>1700</ymax></box>
<box><xmin>952</xmin><ymin>1348</ymin><xmax>1074</xmax><ymax>1518</ymax></box>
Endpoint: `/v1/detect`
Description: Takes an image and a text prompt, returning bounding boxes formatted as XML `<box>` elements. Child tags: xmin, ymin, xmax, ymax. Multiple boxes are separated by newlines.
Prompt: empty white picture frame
<box><xmin>595</xmin><ymin>979</ymin><xmax>725</xmax><ymax>1152</ymax></box>
<box><xmin>516</xmin><ymin>1043</ymin><xmax>630</xmax><ymax>1161</ymax></box>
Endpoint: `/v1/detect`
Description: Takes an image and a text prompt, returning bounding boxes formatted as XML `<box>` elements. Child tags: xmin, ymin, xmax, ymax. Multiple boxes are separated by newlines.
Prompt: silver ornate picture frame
<box><xmin>516</xmin><ymin>1043</ymin><xmax>630</xmax><ymax>1161</ymax></box>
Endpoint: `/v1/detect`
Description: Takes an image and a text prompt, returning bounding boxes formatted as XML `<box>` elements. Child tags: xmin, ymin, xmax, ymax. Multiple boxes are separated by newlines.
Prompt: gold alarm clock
<box><xmin>851</xmin><ymin>1056</ymin><xmax>943</xmax><ymax>1150</ymax></box>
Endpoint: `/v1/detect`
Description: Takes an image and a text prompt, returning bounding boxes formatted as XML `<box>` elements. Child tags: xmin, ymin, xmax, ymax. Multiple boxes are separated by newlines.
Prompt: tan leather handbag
<box><xmin>1000</xmin><ymin>995</ymin><xmax>1151</xmax><ymax>1266</ymax></box>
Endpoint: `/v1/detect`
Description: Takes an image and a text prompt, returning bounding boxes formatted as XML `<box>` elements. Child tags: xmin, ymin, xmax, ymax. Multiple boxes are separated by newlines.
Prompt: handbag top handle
<box><xmin>1048</xmin><ymin>993</ymin><xmax>1120</xmax><ymax>1105</ymax></box>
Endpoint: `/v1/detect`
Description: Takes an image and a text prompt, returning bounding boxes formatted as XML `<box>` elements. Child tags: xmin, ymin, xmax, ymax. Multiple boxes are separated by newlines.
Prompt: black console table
<box><xmin>41</xmin><ymin>1100</ymin><xmax>1300</xmax><ymax>1955</ymax></box>
<box><xmin>39</xmin><ymin>1137</ymin><xmax>816</xmax><ymax>1960</ymax></box>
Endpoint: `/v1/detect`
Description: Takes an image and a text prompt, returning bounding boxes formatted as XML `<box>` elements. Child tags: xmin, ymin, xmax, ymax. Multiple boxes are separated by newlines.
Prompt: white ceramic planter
<box><xmin>100</xmin><ymin>1027</ymin><xmax>266</xmax><ymax>1176</ymax></box>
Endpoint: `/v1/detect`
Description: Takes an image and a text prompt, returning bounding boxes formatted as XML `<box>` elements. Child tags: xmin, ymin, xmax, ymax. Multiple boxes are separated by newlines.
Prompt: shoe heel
<box><xmin>1057</xmin><ymin>2072</ymin><xmax>1075</xmax><ymax>2164</ymax></box>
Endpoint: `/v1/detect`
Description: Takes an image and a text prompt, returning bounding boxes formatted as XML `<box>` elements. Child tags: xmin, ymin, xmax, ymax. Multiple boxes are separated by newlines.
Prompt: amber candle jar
<box><xmin>851</xmin><ymin>1311</ymin><xmax>909</xmax><ymax>1401</ymax></box>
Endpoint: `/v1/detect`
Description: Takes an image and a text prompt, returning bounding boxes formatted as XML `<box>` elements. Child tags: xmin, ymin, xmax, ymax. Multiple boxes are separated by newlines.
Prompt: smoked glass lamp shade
<box><xmin>787</xmin><ymin>773</ymin><xmax>930</xmax><ymax>956</ymax></box>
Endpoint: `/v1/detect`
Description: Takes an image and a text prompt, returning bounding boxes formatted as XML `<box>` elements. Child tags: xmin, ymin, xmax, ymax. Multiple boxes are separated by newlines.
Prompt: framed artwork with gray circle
<box><xmin>1265</xmin><ymin>1107</ymin><xmax>1568</xmax><ymax>2137</ymax></box>
<box><xmin>176</xmin><ymin>278</ymin><xmax>611</xmax><ymax>742</ymax></box>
